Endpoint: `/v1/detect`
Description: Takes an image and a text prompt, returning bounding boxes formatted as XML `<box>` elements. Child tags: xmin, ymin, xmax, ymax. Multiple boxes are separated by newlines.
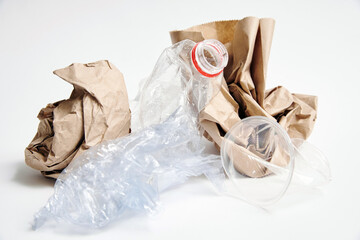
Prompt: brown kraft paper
<box><xmin>25</xmin><ymin>60</ymin><xmax>131</xmax><ymax>178</ymax></box>
<box><xmin>170</xmin><ymin>17</ymin><xmax>317</xmax><ymax>177</ymax></box>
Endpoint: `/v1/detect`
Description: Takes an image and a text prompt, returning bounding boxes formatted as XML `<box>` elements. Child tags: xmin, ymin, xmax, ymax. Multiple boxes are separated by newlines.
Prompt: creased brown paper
<box><xmin>170</xmin><ymin>17</ymin><xmax>317</xmax><ymax>177</ymax></box>
<box><xmin>25</xmin><ymin>60</ymin><xmax>131</xmax><ymax>178</ymax></box>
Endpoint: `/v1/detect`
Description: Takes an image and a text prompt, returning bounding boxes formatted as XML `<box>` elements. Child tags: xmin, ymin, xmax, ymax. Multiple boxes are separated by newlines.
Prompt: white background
<box><xmin>0</xmin><ymin>0</ymin><xmax>359</xmax><ymax>239</ymax></box>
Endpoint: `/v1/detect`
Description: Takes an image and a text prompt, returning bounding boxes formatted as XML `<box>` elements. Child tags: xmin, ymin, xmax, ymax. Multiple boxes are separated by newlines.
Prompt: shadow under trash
<box><xmin>29</xmin><ymin>208</ymin><xmax>152</xmax><ymax>235</ymax></box>
<box><xmin>12</xmin><ymin>161</ymin><xmax>55</xmax><ymax>188</ymax></box>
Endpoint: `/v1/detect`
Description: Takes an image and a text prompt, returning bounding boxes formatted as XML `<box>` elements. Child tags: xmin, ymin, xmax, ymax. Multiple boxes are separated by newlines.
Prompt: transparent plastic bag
<box><xmin>33</xmin><ymin>108</ymin><xmax>224</xmax><ymax>229</ymax></box>
<box><xmin>33</xmin><ymin>39</ymin><xmax>229</xmax><ymax>229</ymax></box>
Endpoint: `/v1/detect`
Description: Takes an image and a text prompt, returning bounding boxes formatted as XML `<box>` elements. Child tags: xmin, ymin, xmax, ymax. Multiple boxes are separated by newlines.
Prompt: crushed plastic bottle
<box><xmin>33</xmin><ymin>39</ymin><xmax>229</xmax><ymax>229</ymax></box>
<box><xmin>137</xmin><ymin>39</ymin><xmax>228</xmax><ymax>129</ymax></box>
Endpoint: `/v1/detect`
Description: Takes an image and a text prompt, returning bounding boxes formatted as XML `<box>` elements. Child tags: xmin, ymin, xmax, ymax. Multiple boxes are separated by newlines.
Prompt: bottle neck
<box><xmin>191</xmin><ymin>40</ymin><xmax>228</xmax><ymax>78</ymax></box>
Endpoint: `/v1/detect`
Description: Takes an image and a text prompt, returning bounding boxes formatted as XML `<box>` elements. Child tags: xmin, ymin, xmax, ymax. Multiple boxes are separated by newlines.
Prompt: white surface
<box><xmin>0</xmin><ymin>0</ymin><xmax>359</xmax><ymax>239</ymax></box>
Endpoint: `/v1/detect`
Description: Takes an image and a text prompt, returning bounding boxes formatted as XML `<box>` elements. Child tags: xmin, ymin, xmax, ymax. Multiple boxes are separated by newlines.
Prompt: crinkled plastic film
<box><xmin>33</xmin><ymin>108</ymin><xmax>224</xmax><ymax>229</ymax></box>
<box><xmin>33</xmin><ymin>39</ymin><xmax>227</xmax><ymax>229</ymax></box>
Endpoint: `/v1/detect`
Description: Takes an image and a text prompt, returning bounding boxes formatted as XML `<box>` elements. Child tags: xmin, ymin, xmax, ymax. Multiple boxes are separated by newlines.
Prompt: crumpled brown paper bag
<box><xmin>170</xmin><ymin>17</ymin><xmax>317</xmax><ymax>177</ymax></box>
<box><xmin>25</xmin><ymin>60</ymin><xmax>131</xmax><ymax>178</ymax></box>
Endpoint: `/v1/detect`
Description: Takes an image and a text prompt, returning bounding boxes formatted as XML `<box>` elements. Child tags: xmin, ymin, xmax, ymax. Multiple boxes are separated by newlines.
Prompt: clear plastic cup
<box><xmin>221</xmin><ymin>116</ymin><xmax>331</xmax><ymax>206</ymax></box>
